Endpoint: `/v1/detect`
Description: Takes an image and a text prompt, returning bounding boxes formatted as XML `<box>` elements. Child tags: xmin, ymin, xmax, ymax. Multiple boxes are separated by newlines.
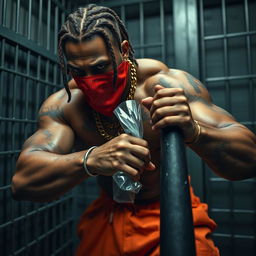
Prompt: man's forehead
<box><xmin>64</xmin><ymin>35</ymin><xmax>109</xmax><ymax>60</ymax></box>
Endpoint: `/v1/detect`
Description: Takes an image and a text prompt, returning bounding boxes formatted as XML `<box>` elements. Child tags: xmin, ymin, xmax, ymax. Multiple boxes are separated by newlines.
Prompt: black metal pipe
<box><xmin>160</xmin><ymin>127</ymin><xmax>196</xmax><ymax>256</ymax></box>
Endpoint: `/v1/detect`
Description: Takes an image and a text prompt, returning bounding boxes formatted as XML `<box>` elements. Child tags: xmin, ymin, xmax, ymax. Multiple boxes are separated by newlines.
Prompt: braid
<box><xmin>58</xmin><ymin>32</ymin><xmax>79</xmax><ymax>102</ymax></box>
<box><xmin>58</xmin><ymin>4</ymin><xmax>137</xmax><ymax>101</ymax></box>
<box><xmin>82</xmin><ymin>13</ymin><xmax>116</xmax><ymax>34</ymax></box>
<box><xmin>86</xmin><ymin>7</ymin><xmax>136</xmax><ymax>62</ymax></box>
<box><xmin>91</xmin><ymin>20</ymin><xmax>121</xmax><ymax>49</ymax></box>
<box><xmin>82</xmin><ymin>28</ymin><xmax>118</xmax><ymax>87</ymax></box>
<box><xmin>58</xmin><ymin>39</ymin><xmax>70</xmax><ymax>102</ymax></box>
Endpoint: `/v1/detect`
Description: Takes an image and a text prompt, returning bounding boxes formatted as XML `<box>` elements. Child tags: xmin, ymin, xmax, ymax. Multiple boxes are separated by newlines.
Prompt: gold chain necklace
<box><xmin>93</xmin><ymin>59</ymin><xmax>137</xmax><ymax>141</ymax></box>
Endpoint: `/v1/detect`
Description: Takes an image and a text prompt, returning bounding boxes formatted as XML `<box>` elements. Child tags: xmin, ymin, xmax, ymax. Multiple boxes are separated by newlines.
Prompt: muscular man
<box><xmin>11</xmin><ymin>4</ymin><xmax>256</xmax><ymax>256</ymax></box>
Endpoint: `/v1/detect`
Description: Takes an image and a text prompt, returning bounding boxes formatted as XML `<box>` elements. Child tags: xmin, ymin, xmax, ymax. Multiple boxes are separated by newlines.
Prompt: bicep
<box><xmin>22</xmin><ymin>121</ymin><xmax>74</xmax><ymax>154</ymax></box>
<box><xmin>21</xmin><ymin>95</ymin><xmax>75</xmax><ymax>154</ymax></box>
<box><xmin>22</xmin><ymin>100</ymin><xmax>75</xmax><ymax>155</ymax></box>
<box><xmin>23</xmin><ymin>122</ymin><xmax>74</xmax><ymax>154</ymax></box>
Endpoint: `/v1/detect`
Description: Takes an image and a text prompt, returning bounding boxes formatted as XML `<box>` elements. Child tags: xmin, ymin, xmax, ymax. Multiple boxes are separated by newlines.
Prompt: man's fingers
<box><xmin>141</xmin><ymin>97</ymin><xmax>153</xmax><ymax>111</ymax></box>
<box><xmin>153</xmin><ymin>87</ymin><xmax>184</xmax><ymax>100</ymax></box>
<box><xmin>154</xmin><ymin>84</ymin><xmax>165</xmax><ymax>91</ymax></box>
<box><xmin>121</xmin><ymin>164</ymin><xmax>141</xmax><ymax>181</ymax></box>
<box><xmin>125</xmin><ymin>154</ymin><xmax>146</xmax><ymax>173</ymax></box>
<box><xmin>144</xmin><ymin>161</ymin><xmax>156</xmax><ymax>171</ymax></box>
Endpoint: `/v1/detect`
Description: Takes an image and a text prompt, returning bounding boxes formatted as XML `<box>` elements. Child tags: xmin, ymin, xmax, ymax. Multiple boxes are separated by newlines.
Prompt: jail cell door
<box><xmin>0</xmin><ymin>0</ymin><xmax>75</xmax><ymax>255</ymax></box>
<box><xmin>199</xmin><ymin>0</ymin><xmax>256</xmax><ymax>255</ymax></box>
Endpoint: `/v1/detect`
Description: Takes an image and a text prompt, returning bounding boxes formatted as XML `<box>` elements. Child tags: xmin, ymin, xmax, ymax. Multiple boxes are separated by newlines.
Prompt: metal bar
<box><xmin>10</xmin><ymin>50</ymin><xmax>19</xmax><ymax>256</ymax></box>
<box><xmin>0</xmin><ymin>26</ymin><xmax>58</xmax><ymax>63</ymax></box>
<box><xmin>61</xmin><ymin>8</ymin><xmax>65</xmax><ymax>26</ymax></box>
<box><xmin>27</xmin><ymin>0</ymin><xmax>32</xmax><ymax>40</ymax></box>
<box><xmin>0</xmin><ymin>196</ymin><xmax>72</xmax><ymax>229</ymax></box>
<box><xmin>206</xmin><ymin>74</ymin><xmax>256</xmax><ymax>82</ymax></box>
<box><xmin>210</xmin><ymin>177</ymin><xmax>256</xmax><ymax>182</ymax></box>
<box><xmin>120</xmin><ymin>5</ymin><xmax>126</xmax><ymax>23</ymax></box>
<box><xmin>0</xmin><ymin>67</ymin><xmax>60</xmax><ymax>88</ymax></box>
<box><xmin>53</xmin><ymin>201</ymin><xmax>57</xmax><ymax>252</ymax></box>
<box><xmin>44</xmin><ymin>207</ymin><xmax>49</xmax><ymax>254</ymax></box>
<box><xmin>139</xmin><ymin>2</ymin><xmax>144</xmax><ymax>58</ymax></box>
<box><xmin>0</xmin><ymin>117</ymin><xmax>37</xmax><ymax>123</ymax></box>
<box><xmin>0</xmin><ymin>150</ymin><xmax>21</xmax><ymax>156</ymax></box>
<box><xmin>173</xmin><ymin>0</ymin><xmax>188</xmax><ymax>70</ymax></box>
<box><xmin>212</xmin><ymin>233</ymin><xmax>255</xmax><ymax>240</ymax></box>
<box><xmin>36</xmin><ymin>55</ymin><xmax>41</xmax><ymax>112</ymax></box>
<box><xmin>244</xmin><ymin>0</ymin><xmax>255</xmax><ymax>132</ymax></box>
<box><xmin>204</xmin><ymin>30</ymin><xmax>256</xmax><ymax>40</ymax></box>
<box><xmin>187</xmin><ymin>0</ymin><xmax>199</xmax><ymax>77</ymax></box>
<box><xmin>13</xmin><ymin>45</ymin><xmax>19</xmax><ymax>118</ymax></box>
<box><xmin>53</xmin><ymin>63</ymin><xmax>57</xmax><ymax>85</ymax></box>
<box><xmin>221</xmin><ymin>1</ymin><xmax>234</xmax><ymax>254</ymax></box>
<box><xmin>12</xmin><ymin>219</ymin><xmax>73</xmax><ymax>255</ymax></box>
<box><xmin>160</xmin><ymin>127</ymin><xmax>196</xmax><ymax>256</ymax></box>
<box><xmin>47</xmin><ymin>0</ymin><xmax>51</xmax><ymax>50</ymax></box>
<box><xmin>60</xmin><ymin>202</ymin><xmax>64</xmax><ymax>251</ymax></box>
<box><xmin>221</xmin><ymin>0</ymin><xmax>231</xmax><ymax>109</ymax></box>
<box><xmin>160</xmin><ymin>0</ymin><xmax>166</xmax><ymax>63</ymax></box>
<box><xmin>211</xmin><ymin>208</ymin><xmax>256</xmax><ymax>214</ymax></box>
<box><xmin>0</xmin><ymin>184</ymin><xmax>11</xmax><ymax>190</ymax></box>
<box><xmin>2</xmin><ymin>0</ymin><xmax>7</xmax><ymax>26</ymax></box>
<box><xmin>0</xmin><ymin>38</ymin><xmax>5</xmax><ymax>117</ymax></box>
<box><xmin>133</xmin><ymin>43</ymin><xmax>163</xmax><ymax>49</ymax></box>
<box><xmin>199</xmin><ymin>0</ymin><xmax>206</xmax><ymax>83</ymax></box>
<box><xmin>102</xmin><ymin>0</ymin><xmax>155</xmax><ymax>8</ymax></box>
<box><xmin>51</xmin><ymin>0</ymin><xmax>69</xmax><ymax>14</ymax></box>
<box><xmin>25</xmin><ymin>50</ymin><xmax>31</xmax><ymax>119</ymax></box>
<box><xmin>38</xmin><ymin>0</ymin><xmax>43</xmax><ymax>45</ymax></box>
<box><xmin>45</xmin><ymin>60</ymin><xmax>50</xmax><ymax>97</ymax></box>
<box><xmin>16</xmin><ymin>0</ymin><xmax>20</xmax><ymax>33</ymax></box>
<box><xmin>54</xmin><ymin>6</ymin><xmax>59</xmax><ymax>55</ymax></box>
<box><xmin>52</xmin><ymin>239</ymin><xmax>73</xmax><ymax>255</ymax></box>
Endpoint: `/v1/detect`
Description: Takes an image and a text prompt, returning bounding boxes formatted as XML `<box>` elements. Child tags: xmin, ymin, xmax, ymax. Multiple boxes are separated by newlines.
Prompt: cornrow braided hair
<box><xmin>58</xmin><ymin>4</ymin><xmax>136</xmax><ymax>102</ymax></box>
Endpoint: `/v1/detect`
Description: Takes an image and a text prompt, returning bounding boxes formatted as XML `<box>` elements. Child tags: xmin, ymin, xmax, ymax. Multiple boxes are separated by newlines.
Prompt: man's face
<box><xmin>65</xmin><ymin>35</ymin><xmax>123</xmax><ymax>77</ymax></box>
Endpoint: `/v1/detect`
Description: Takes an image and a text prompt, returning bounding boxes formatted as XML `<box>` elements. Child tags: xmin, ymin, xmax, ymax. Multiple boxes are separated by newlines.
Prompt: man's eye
<box><xmin>69</xmin><ymin>69</ymin><xmax>86</xmax><ymax>77</ymax></box>
<box><xmin>96</xmin><ymin>64</ymin><xmax>106</xmax><ymax>70</ymax></box>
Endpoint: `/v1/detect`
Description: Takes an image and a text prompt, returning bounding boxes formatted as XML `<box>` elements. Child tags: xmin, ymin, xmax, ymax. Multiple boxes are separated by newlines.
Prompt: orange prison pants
<box><xmin>76</xmin><ymin>188</ymin><xmax>220</xmax><ymax>256</ymax></box>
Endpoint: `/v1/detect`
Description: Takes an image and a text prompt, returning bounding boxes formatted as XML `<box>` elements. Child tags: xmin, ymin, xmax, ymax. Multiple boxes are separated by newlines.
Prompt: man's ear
<box><xmin>121</xmin><ymin>40</ymin><xmax>130</xmax><ymax>58</ymax></box>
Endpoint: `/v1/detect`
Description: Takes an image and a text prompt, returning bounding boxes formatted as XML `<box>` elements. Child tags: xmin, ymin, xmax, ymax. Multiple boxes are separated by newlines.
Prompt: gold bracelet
<box><xmin>186</xmin><ymin>120</ymin><xmax>201</xmax><ymax>144</ymax></box>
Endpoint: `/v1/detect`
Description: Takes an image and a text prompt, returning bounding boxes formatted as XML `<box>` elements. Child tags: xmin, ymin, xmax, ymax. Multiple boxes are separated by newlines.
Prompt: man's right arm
<box><xmin>12</xmin><ymin>90</ymin><xmax>155</xmax><ymax>202</ymax></box>
<box><xmin>11</xmin><ymin>97</ymin><xmax>88</xmax><ymax>202</ymax></box>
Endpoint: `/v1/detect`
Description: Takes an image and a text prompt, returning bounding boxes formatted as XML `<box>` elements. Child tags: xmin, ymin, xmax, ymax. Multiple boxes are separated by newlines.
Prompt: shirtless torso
<box><xmin>11</xmin><ymin>36</ymin><xmax>256</xmax><ymax>203</ymax></box>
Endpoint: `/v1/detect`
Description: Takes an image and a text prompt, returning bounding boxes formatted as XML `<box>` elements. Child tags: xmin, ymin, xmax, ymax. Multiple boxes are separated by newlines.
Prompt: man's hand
<box><xmin>86</xmin><ymin>134</ymin><xmax>156</xmax><ymax>180</ymax></box>
<box><xmin>141</xmin><ymin>85</ymin><xmax>198</xmax><ymax>143</ymax></box>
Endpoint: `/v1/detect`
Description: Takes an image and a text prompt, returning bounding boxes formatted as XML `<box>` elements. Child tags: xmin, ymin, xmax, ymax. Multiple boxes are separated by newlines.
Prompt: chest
<box><xmin>71</xmin><ymin>105</ymin><xmax>160</xmax><ymax>153</ymax></box>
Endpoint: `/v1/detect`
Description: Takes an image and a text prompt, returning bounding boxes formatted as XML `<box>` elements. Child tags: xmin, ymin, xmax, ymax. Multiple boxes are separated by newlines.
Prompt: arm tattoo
<box><xmin>38</xmin><ymin>106</ymin><xmax>65</xmax><ymax>120</ymax></box>
<box><xmin>184</xmin><ymin>72</ymin><xmax>205</xmax><ymax>94</ymax></box>
<box><xmin>159</xmin><ymin>77</ymin><xmax>198</xmax><ymax>101</ymax></box>
<box><xmin>157</xmin><ymin>75</ymin><xmax>233</xmax><ymax>118</ymax></box>
<box><xmin>158</xmin><ymin>77</ymin><xmax>184</xmax><ymax>89</ymax></box>
<box><xmin>23</xmin><ymin>130</ymin><xmax>66</xmax><ymax>154</ymax></box>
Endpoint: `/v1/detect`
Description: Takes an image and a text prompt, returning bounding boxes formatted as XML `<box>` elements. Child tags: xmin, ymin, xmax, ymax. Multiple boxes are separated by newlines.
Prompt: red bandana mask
<box><xmin>73</xmin><ymin>61</ymin><xmax>129</xmax><ymax>116</ymax></box>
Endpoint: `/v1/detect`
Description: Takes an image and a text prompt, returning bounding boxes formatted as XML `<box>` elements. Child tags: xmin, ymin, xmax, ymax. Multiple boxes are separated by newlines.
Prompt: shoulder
<box><xmin>136</xmin><ymin>58</ymin><xmax>169</xmax><ymax>81</ymax></box>
<box><xmin>143</xmin><ymin>66</ymin><xmax>212</xmax><ymax>103</ymax></box>
<box><xmin>38</xmin><ymin>86</ymin><xmax>85</xmax><ymax>124</ymax></box>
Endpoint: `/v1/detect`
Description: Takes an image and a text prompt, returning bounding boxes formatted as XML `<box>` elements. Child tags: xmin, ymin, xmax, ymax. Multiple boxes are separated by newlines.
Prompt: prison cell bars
<box><xmin>0</xmin><ymin>0</ymin><xmax>74</xmax><ymax>255</ymax></box>
<box><xmin>199</xmin><ymin>0</ymin><xmax>256</xmax><ymax>255</ymax></box>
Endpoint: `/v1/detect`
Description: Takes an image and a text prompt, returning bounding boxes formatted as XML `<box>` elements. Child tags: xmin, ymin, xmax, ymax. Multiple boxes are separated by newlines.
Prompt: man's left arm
<box><xmin>142</xmin><ymin>71</ymin><xmax>256</xmax><ymax>180</ymax></box>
